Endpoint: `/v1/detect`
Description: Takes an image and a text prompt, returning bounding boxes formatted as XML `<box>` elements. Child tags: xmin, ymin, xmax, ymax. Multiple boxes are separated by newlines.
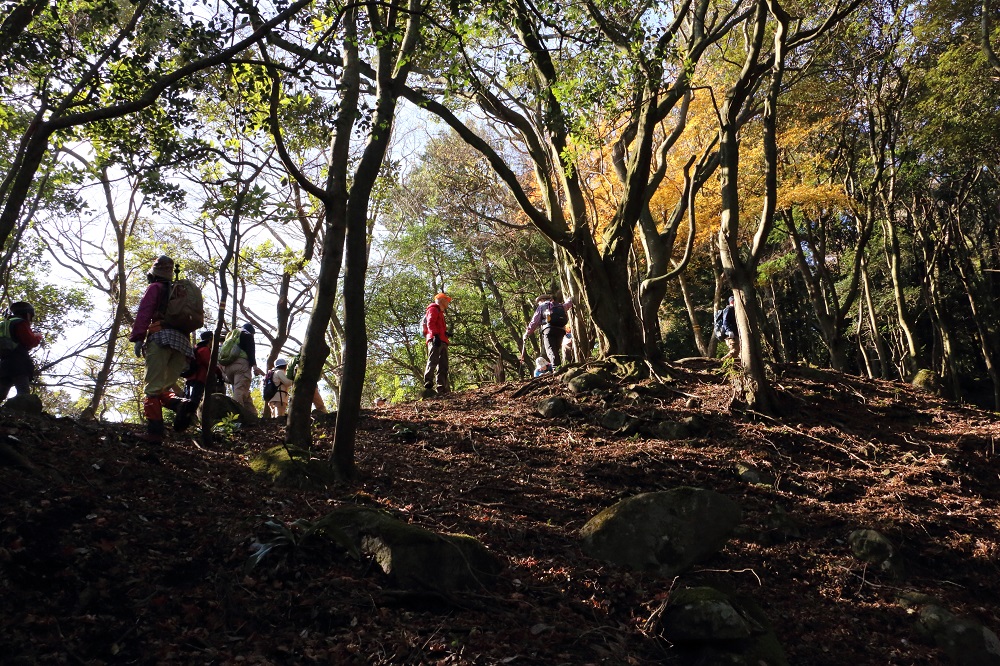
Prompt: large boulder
<box><xmin>315</xmin><ymin>506</ymin><xmax>504</xmax><ymax>592</ymax></box>
<box><xmin>580</xmin><ymin>488</ymin><xmax>742</xmax><ymax>577</ymax></box>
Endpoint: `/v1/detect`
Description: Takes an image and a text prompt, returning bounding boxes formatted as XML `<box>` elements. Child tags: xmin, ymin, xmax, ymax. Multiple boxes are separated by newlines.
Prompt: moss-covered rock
<box><xmin>911</xmin><ymin>369</ymin><xmax>940</xmax><ymax>395</ymax></box>
<box><xmin>580</xmin><ymin>487</ymin><xmax>742</xmax><ymax>577</ymax></box>
<box><xmin>250</xmin><ymin>445</ymin><xmax>338</xmax><ymax>490</ymax></box>
<box><xmin>316</xmin><ymin>505</ymin><xmax>504</xmax><ymax>592</ymax></box>
<box><xmin>566</xmin><ymin>369</ymin><xmax>615</xmax><ymax>395</ymax></box>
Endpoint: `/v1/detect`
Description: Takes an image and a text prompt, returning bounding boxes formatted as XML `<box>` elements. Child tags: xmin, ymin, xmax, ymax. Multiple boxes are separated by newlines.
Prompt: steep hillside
<box><xmin>2</xmin><ymin>361</ymin><xmax>998</xmax><ymax>664</ymax></box>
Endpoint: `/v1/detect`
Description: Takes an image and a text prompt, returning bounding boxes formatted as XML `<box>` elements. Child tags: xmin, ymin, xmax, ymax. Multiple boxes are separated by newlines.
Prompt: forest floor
<box><xmin>2</xmin><ymin>360</ymin><xmax>999</xmax><ymax>665</ymax></box>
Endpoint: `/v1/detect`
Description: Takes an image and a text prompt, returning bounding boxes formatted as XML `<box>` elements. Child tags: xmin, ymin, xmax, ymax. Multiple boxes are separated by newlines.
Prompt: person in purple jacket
<box><xmin>129</xmin><ymin>255</ymin><xmax>193</xmax><ymax>443</ymax></box>
<box><xmin>521</xmin><ymin>294</ymin><xmax>573</xmax><ymax>369</ymax></box>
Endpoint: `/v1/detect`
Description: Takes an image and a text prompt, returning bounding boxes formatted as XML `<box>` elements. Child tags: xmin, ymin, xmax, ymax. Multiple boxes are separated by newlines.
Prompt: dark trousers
<box><xmin>0</xmin><ymin>349</ymin><xmax>33</xmax><ymax>401</ymax></box>
<box><xmin>185</xmin><ymin>380</ymin><xmax>206</xmax><ymax>407</ymax></box>
<box><xmin>542</xmin><ymin>327</ymin><xmax>563</xmax><ymax>367</ymax></box>
<box><xmin>423</xmin><ymin>340</ymin><xmax>449</xmax><ymax>393</ymax></box>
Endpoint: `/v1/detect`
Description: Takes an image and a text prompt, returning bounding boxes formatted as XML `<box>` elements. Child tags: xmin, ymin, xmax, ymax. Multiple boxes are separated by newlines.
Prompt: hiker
<box><xmin>533</xmin><ymin>356</ymin><xmax>551</xmax><ymax>377</ymax></box>
<box><xmin>285</xmin><ymin>352</ymin><xmax>328</xmax><ymax>413</ymax></box>
<box><xmin>421</xmin><ymin>292</ymin><xmax>451</xmax><ymax>398</ymax></box>
<box><xmin>181</xmin><ymin>331</ymin><xmax>219</xmax><ymax>412</ymax></box>
<box><xmin>561</xmin><ymin>325</ymin><xmax>574</xmax><ymax>363</ymax></box>
<box><xmin>522</xmin><ymin>294</ymin><xmax>573</xmax><ymax>369</ymax></box>
<box><xmin>221</xmin><ymin>322</ymin><xmax>264</xmax><ymax>417</ymax></box>
<box><xmin>264</xmin><ymin>358</ymin><xmax>293</xmax><ymax>418</ymax></box>
<box><xmin>0</xmin><ymin>301</ymin><xmax>43</xmax><ymax>403</ymax></box>
<box><xmin>129</xmin><ymin>255</ymin><xmax>194</xmax><ymax>442</ymax></box>
<box><xmin>718</xmin><ymin>296</ymin><xmax>739</xmax><ymax>359</ymax></box>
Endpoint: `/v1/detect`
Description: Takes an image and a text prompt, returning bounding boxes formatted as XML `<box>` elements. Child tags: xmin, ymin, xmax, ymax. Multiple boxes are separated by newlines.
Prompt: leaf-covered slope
<box><xmin>1</xmin><ymin>362</ymin><xmax>998</xmax><ymax>664</ymax></box>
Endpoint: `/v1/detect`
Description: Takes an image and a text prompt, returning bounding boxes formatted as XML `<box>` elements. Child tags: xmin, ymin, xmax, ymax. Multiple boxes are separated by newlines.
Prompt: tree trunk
<box><xmin>283</xmin><ymin>10</ymin><xmax>360</xmax><ymax>449</ymax></box>
<box><xmin>861</xmin><ymin>257</ymin><xmax>893</xmax><ymax>379</ymax></box>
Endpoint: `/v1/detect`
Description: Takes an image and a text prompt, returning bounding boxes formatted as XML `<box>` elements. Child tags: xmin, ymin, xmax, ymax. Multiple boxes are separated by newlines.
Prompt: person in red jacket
<box><xmin>421</xmin><ymin>292</ymin><xmax>452</xmax><ymax>398</ymax></box>
<box><xmin>0</xmin><ymin>301</ymin><xmax>43</xmax><ymax>403</ymax></box>
<box><xmin>129</xmin><ymin>255</ymin><xmax>193</xmax><ymax>442</ymax></box>
<box><xmin>178</xmin><ymin>330</ymin><xmax>221</xmax><ymax>428</ymax></box>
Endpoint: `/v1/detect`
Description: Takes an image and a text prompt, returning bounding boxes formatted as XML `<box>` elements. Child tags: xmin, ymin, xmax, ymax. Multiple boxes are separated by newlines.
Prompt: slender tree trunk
<box><xmin>284</xmin><ymin>9</ymin><xmax>360</xmax><ymax>448</ymax></box>
<box><xmin>861</xmin><ymin>257</ymin><xmax>892</xmax><ymax>379</ymax></box>
<box><xmin>880</xmin><ymin>213</ymin><xmax>922</xmax><ymax>376</ymax></box>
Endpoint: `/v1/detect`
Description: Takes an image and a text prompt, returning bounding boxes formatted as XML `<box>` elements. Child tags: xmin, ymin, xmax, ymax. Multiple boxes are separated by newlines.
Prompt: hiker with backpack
<box><xmin>130</xmin><ymin>255</ymin><xmax>201</xmax><ymax>442</ymax></box>
<box><xmin>284</xmin><ymin>352</ymin><xmax>328</xmax><ymax>414</ymax></box>
<box><xmin>715</xmin><ymin>295</ymin><xmax>739</xmax><ymax>360</ymax></box>
<box><xmin>0</xmin><ymin>301</ymin><xmax>43</xmax><ymax>404</ymax></box>
<box><xmin>180</xmin><ymin>331</ymin><xmax>220</xmax><ymax>413</ymax></box>
<box><xmin>521</xmin><ymin>294</ymin><xmax>574</xmax><ymax>369</ymax></box>
<box><xmin>421</xmin><ymin>292</ymin><xmax>452</xmax><ymax>398</ymax></box>
<box><xmin>219</xmin><ymin>322</ymin><xmax>264</xmax><ymax>417</ymax></box>
<box><xmin>263</xmin><ymin>358</ymin><xmax>293</xmax><ymax>418</ymax></box>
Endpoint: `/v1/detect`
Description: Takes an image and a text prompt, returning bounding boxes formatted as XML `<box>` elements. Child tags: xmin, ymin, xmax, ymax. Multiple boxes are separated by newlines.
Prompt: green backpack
<box><xmin>0</xmin><ymin>317</ymin><xmax>22</xmax><ymax>355</ymax></box>
<box><xmin>218</xmin><ymin>329</ymin><xmax>243</xmax><ymax>365</ymax></box>
<box><xmin>286</xmin><ymin>353</ymin><xmax>300</xmax><ymax>380</ymax></box>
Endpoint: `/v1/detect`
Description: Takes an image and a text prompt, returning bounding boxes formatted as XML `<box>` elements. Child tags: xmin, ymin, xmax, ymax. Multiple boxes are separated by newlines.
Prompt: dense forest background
<box><xmin>3</xmin><ymin>0</ymin><xmax>999</xmax><ymax>459</ymax></box>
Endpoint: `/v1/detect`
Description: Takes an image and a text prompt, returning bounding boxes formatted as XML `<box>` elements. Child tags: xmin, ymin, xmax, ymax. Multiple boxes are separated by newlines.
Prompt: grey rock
<box><xmin>598</xmin><ymin>409</ymin><xmax>641</xmax><ymax>434</ymax></box>
<box><xmin>849</xmin><ymin>529</ymin><xmax>894</xmax><ymax>565</ymax></box>
<box><xmin>917</xmin><ymin>605</ymin><xmax>1000</xmax><ymax>666</ymax></box>
<box><xmin>662</xmin><ymin>587</ymin><xmax>756</xmax><ymax>642</ymax></box>
<box><xmin>566</xmin><ymin>370</ymin><xmax>614</xmax><ymax>395</ymax></box>
<box><xmin>316</xmin><ymin>506</ymin><xmax>504</xmax><ymax>592</ymax></box>
<box><xmin>734</xmin><ymin>461</ymin><xmax>774</xmax><ymax>485</ymax></box>
<box><xmin>537</xmin><ymin>397</ymin><xmax>571</xmax><ymax>418</ymax></box>
<box><xmin>647</xmin><ymin>420</ymin><xmax>690</xmax><ymax>440</ymax></box>
<box><xmin>202</xmin><ymin>393</ymin><xmax>257</xmax><ymax>427</ymax></box>
<box><xmin>660</xmin><ymin>587</ymin><xmax>788</xmax><ymax>666</ymax></box>
<box><xmin>580</xmin><ymin>487</ymin><xmax>742</xmax><ymax>577</ymax></box>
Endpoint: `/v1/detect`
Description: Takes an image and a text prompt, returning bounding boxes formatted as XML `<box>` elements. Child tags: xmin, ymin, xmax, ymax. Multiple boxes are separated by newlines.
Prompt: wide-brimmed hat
<box><xmin>275</xmin><ymin>358</ymin><xmax>288</xmax><ymax>367</ymax></box>
<box><xmin>535</xmin><ymin>357</ymin><xmax>549</xmax><ymax>370</ymax></box>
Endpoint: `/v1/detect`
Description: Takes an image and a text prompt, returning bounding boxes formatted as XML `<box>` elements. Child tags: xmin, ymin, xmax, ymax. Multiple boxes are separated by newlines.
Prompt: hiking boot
<box><xmin>173</xmin><ymin>399</ymin><xmax>193</xmax><ymax>432</ymax></box>
<box><xmin>138</xmin><ymin>420</ymin><xmax>165</xmax><ymax>444</ymax></box>
<box><xmin>420</xmin><ymin>387</ymin><xmax>437</xmax><ymax>399</ymax></box>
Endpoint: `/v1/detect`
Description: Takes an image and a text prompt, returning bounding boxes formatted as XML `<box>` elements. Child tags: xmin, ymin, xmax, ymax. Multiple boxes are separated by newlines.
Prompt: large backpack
<box><xmin>262</xmin><ymin>369</ymin><xmax>278</xmax><ymax>402</ymax></box>
<box><xmin>545</xmin><ymin>302</ymin><xmax>568</xmax><ymax>329</ymax></box>
<box><xmin>160</xmin><ymin>279</ymin><xmax>204</xmax><ymax>333</ymax></box>
<box><xmin>0</xmin><ymin>317</ymin><xmax>22</xmax><ymax>356</ymax></box>
<box><xmin>713</xmin><ymin>309</ymin><xmax>726</xmax><ymax>340</ymax></box>
<box><xmin>218</xmin><ymin>329</ymin><xmax>243</xmax><ymax>365</ymax></box>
